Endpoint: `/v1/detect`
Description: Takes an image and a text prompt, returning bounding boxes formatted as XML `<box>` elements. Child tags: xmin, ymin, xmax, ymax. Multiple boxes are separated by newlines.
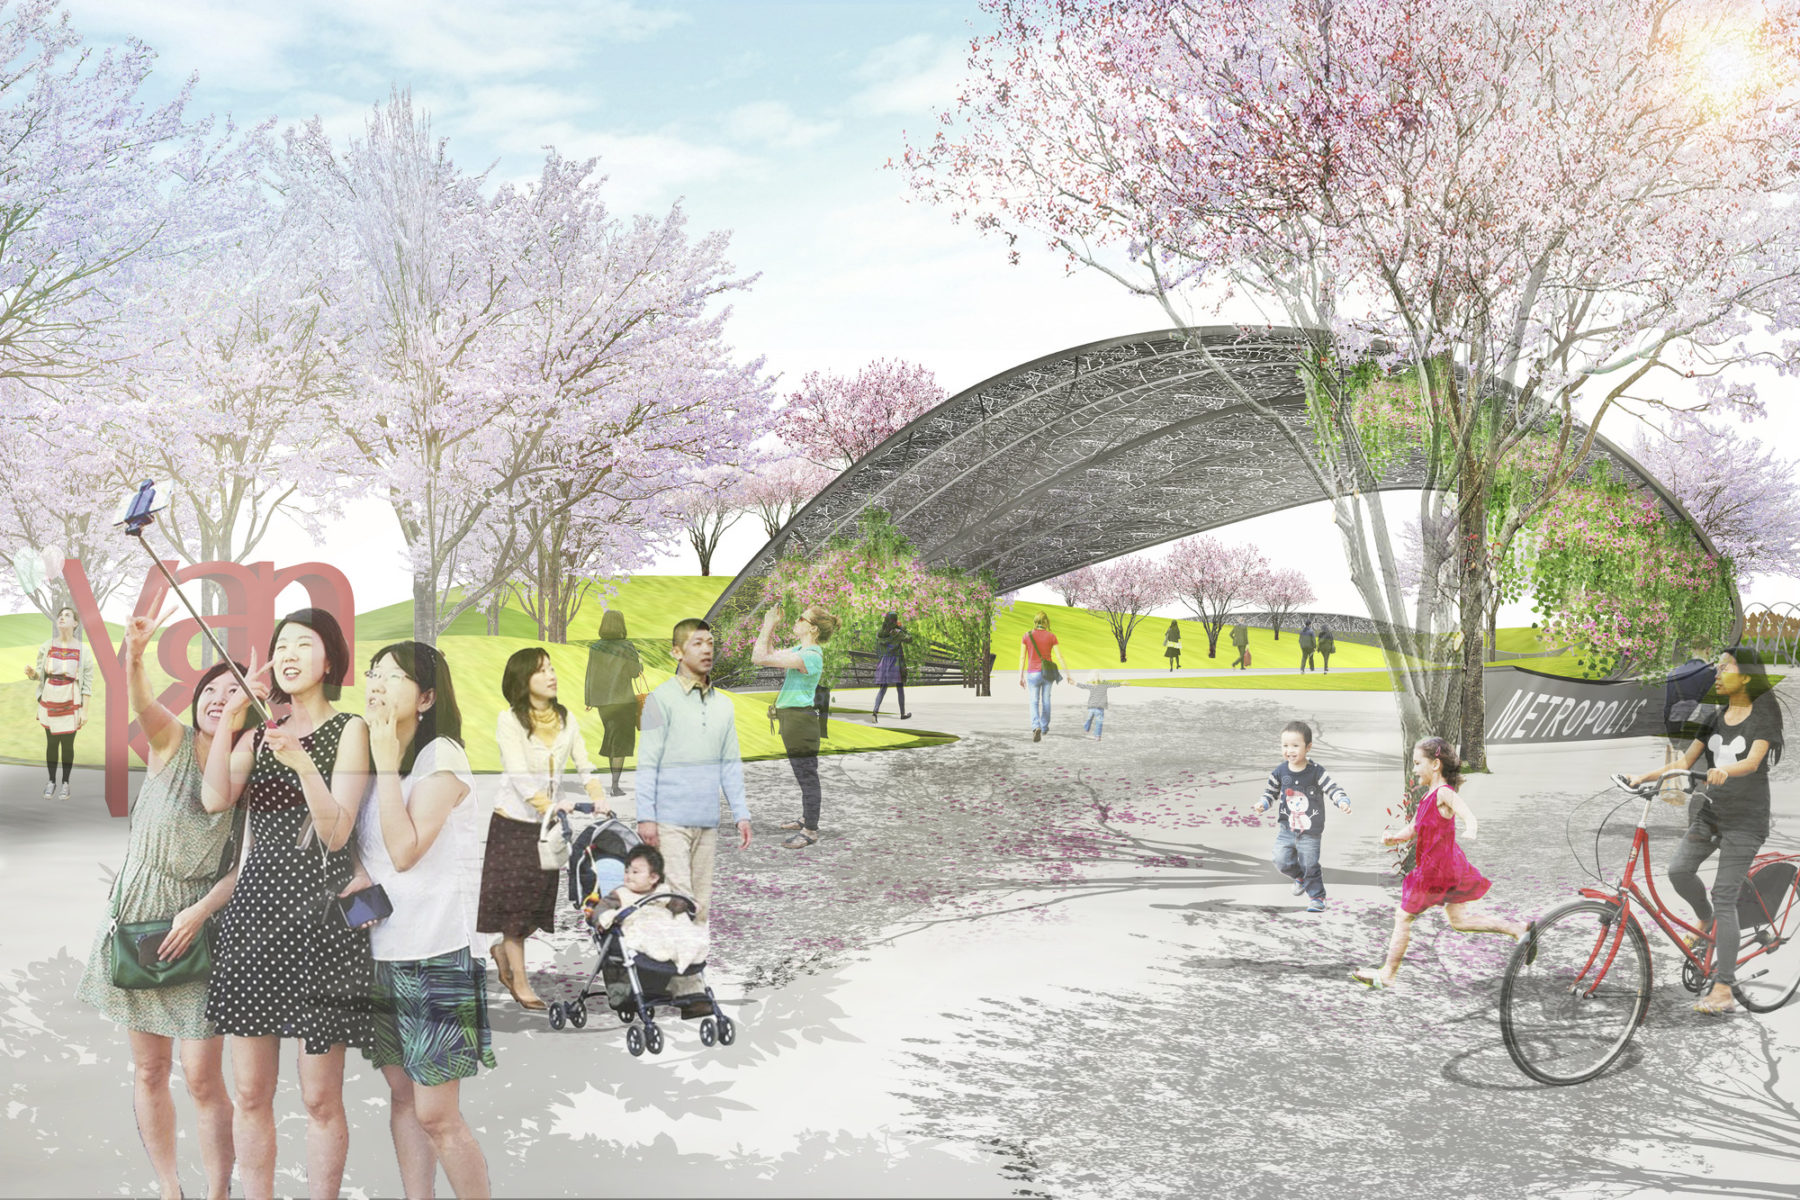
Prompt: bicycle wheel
<box><xmin>1501</xmin><ymin>900</ymin><xmax>1651</xmax><ymax>1085</ymax></box>
<box><xmin>1733</xmin><ymin>925</ymin><xmax>1800</xmax><ymax>1013</ymax></box>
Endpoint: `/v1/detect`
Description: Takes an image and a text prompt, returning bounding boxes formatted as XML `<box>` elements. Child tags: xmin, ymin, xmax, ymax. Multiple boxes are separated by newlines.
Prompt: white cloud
<box><xmin>724</xmin><ymin>100</ymin><xmax>840</xmax><ymax>149</ymax></box>
<box><xmin>850</xmin><ymin>33</ymin><xmax>969</xmax><ymax>119</ymax></box>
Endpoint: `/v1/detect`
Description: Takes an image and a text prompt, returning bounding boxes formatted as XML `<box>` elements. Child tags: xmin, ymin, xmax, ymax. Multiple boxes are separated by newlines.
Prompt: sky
<box><xmin>53</xmin><ymin>0</ymin><xmax>1800</xmax><ymax>624</ymax></box>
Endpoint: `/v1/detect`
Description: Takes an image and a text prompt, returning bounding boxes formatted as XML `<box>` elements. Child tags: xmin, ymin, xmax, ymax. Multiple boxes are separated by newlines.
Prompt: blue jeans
<box><xmin>1084</xmin><ymin>707</ymin><xmax>1104</xmax><ymax>737</ymax></box>
<box><xmin>1274</xmin><ymin>828</ymin><xmax>1325</xmax><ymax>900</ymax></box>
<box><xmin>1027</xmin><ymin>670</ymin><xmax>1052</xmax><ymax>732</ymax></box>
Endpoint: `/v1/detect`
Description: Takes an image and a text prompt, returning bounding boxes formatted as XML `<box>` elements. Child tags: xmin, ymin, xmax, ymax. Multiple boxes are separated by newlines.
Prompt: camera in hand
<box><xmin>334</xmin><ymin>885</ymin><xmax>393</xmax><ymax>929</ymax></box>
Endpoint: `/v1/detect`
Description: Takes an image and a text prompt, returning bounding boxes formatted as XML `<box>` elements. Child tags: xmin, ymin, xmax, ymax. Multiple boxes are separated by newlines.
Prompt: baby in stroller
<box><xmin>583</xmin><ymin>846</ymin><xmax>709</xmax><ymax>971</ymax></box>
<box><xmin>550</xmin><ymin>813</ymin><xmax>736</xmax><ymax>1054</ymax></box>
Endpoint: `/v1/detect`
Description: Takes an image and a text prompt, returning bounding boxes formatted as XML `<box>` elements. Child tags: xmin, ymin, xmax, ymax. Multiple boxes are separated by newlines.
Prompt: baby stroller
<box><xmin>548</xmin><ymin>810</ymin><xmax>736</xmax><ymax>1055</ymax></box>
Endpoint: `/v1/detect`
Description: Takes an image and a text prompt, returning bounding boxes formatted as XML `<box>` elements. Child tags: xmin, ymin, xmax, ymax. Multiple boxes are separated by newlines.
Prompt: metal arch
<box><xmin>708</xmin><ymin>327</ymin><xmax>1741</xmax><ymax>632</ymax></box>
<box><xmin>1741</xmin><ymin>603</ymin><xmax>1800</xmax><ymax>664</ymax></box>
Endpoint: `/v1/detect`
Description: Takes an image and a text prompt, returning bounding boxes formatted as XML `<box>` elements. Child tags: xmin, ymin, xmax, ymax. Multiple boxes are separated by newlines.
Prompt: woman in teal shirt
<box><xmin>753</xmin><ymin>604</ymin><xmax>841</xmax><ymax>849</ymax></box>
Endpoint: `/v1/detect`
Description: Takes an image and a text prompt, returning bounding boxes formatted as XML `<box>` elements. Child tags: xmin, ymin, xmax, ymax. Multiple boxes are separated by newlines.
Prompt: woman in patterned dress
<box><xmin>76</xmin><ymin>613</ymin><xmax>252</xmax><ymax>1200</ymax></box>
<box><xmin>358</xmin><ymin>642</ymin><xmax>493</xmax><ymax>1198</ymax></box>
<box><xmin>201</xmin><ymin>608</ymin><xmax>372</xmax><ymax>1200</ymax></box>
<box><xmin>24</xmin><ymin>605</ymin><xmax>93</xmax><ymax>800</ymax></box>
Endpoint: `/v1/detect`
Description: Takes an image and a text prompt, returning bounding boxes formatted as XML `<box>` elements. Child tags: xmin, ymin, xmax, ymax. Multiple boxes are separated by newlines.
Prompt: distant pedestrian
<box><xmin>1317</xmin><ymin>624</ymin><xmax>1336</xmax><ymax>675</ymax></box>
<box><xmin>1299</xmin><ymin>619</ymin><xmax>1316</xmax><ymax>673</ymax></box>
<box><xmin>25</xmin><ymin>605</ymin><xmax>92</xmax><ymax>800</ymax></box>
<box><xmin>1352</xmin><ymin>738</ymin><xmax>1528</xmax><ymax>989</ymax></box>
<box><xmin>584</xmin><ymin>609</ymin><xmax>645</xmax><ymax>798</ymax></box>
<box><xmin>1163</xmin><ymin>620</ymin><xmax>1182</xmax><ymax>671</ymax></box>
<box><xmin>1230</xmin><ymin>621</ymin><xmax>1250</xmax><ymax>670</ymax></box>
<box><xmin>1253</xmin><ymin>721</ymin><xmax>1350</xmax><ymax>913</ymax></box>
<box><xmin>1073</xmin><ymin>672</ymin><xmax>1121</xmax><ymax>740</ymax></box>
<box><xmin>1018</xmin><ymin>612</ymin><xmax>1069</xmax><ymax>742</ymax></box>
<box><xmin>870</xmin><ymin>612</ymin><xmax>913</xmax><ymax>721</ymax></box>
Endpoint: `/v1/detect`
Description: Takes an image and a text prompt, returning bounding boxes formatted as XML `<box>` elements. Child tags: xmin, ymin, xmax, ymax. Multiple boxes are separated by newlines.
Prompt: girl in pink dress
<box><xmin>1351</xmin><ymin>737</ymin><xmax>1528</xmax><ymax>988</ymax></box>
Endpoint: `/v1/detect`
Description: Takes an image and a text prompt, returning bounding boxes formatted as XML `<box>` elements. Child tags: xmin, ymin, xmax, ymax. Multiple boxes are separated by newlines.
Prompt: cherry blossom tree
<box><xmin>780</xmin><ymin>358</ymin><xmax>945</xmax><ymax>469</ymax></box>
<box><xmin>907</xmin><ymin>0</ymin><xmax>1800</xmax><ymax>767</ymax></box>
<box><xmin>1634</xmin><ymin>416</ymin><xmax>1800</xmax><ymax>583</ymax></box>
<box><xmin>1081</xmin><ymin>556</ymin><xmax>1175</xmax><ymax>662</ymax></box>
<box><xmin>1165</xmin><ymin>536</ymin><xmax>1269</xmax><ymax>658</ymax></box>
<box><xmin>287</xmin><ymin>94</ymin><xmax>770</xmax><ymax>642</ymax></box>
<box><xmin>668</xmin><ymin>466</ymin><xmax>748</xmax><ymax>577</ymax></box>
<box><xmin>742</xmin><ymin>455</ymin><xmax>832</xmax><ymax>542</ymax></box>
<box><xmin>1253</xmin><ymin>567</ymin><xmax>1315</xmax><ymax>641</ymax></box>
<box><xmin>1047</xmin><ymin>564</ymin><xmax>1098</xmax><ymax>608</ymax></box>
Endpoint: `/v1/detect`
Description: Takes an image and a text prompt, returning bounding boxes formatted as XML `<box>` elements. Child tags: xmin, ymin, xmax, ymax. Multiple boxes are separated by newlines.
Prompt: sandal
<box><xmin>1350</xmin><ymin>967</ymin><xmax>1389</xmax><ymax>989</ymax></box>
<box><xmin>781</xmin><ymin>831</ymin><xmax>819</xmax><ymax>850</ymax></box>
<box><xmin>1693</xmin><ymin>990</ymin><xmax>1737</xmax><ymax>1015</ymax></box>
<box><xmin>777</xmin><ymin>818</ymin><xmax>808</xmax><ymax>831</ymax></box>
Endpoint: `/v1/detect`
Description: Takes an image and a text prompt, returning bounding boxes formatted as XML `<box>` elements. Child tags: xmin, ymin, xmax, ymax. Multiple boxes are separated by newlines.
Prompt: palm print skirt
<box><xmin>371</xmin><ymin>948</ymin><xmax>496</xmax><ymax>1085</ymax></box>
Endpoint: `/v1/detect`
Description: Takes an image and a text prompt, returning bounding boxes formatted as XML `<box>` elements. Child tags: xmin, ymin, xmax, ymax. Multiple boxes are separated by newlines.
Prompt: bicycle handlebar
<box><xmin>1610</xmin><ymin>770</ymin><xmax>1708</xmax><ymax>797</ymax></box>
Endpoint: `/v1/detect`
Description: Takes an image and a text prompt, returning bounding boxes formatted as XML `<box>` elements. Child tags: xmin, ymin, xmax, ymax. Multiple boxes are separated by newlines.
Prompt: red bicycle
<box><xmin>1499</xmin><ymin>771</ymin><xmax>1800</xmax><ymax>1085</ymax></box>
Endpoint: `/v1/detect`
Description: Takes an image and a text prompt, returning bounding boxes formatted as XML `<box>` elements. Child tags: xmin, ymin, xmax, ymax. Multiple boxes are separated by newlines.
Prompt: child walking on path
<box><xmin>1255</xmin><ymin>721</ymin><xmax>1350</xmax><ymax>912</ymax></box>
<box><xmin>1073</xmin><ymin>673</ymin><xmax>1120</xmax><ymax>740</ymax></box>
<box><xmin>1352</xmin><ymin>737</ymin><xmax>1529</xmax><ymax>988</ymax></box>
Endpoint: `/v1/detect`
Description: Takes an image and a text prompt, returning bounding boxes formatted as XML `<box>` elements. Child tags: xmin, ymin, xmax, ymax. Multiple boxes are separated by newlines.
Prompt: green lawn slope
<box><xmin>993</xmin><ymin>604</ymin><xmax>1398</xmax><ymax>674</ymax></box>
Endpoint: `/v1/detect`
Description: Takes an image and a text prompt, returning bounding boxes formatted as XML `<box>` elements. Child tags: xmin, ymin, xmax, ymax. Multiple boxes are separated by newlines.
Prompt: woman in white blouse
<box><xmin>354</xmin><ymin>641</ymin><xmax>492</xmax><ymax>1198</ymax></box>
<box><xmin>474</xmin><ymin>648</ymin><xmax>610</xmax><ymax>1011</ymax></box>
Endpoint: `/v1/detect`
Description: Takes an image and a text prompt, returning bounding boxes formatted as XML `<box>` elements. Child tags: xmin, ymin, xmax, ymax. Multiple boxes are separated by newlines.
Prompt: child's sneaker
<box><xmin>40</xmin><ymin>781</ymin><xmax>55</xmax><ymax>800</ymax></box>
<box><xmin>1291</xmin><ymin>879</ymin><xmax>1306</xmax><ymax>896</ymax></box>
<box><xmin>1306</xmin><ymin>899</ymin><xmax>1326</xmax><ymax>913</ymax></box>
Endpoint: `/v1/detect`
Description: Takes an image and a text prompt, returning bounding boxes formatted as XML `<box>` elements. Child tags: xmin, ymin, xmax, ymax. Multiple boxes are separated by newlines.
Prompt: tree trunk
<box><xmin>486</xmin><ymin>594</ymin><xmax>501</xmax><ymax>636</ymax></box>
<box><xmin>1458</xmin><ymin>468</ymin><xmax>1490</xmax><ymax>772</ymax></box>
<box><xmin>412</xmin><ymin>573</ymin><xmax>439</xmax><ymax>645</ymax></box>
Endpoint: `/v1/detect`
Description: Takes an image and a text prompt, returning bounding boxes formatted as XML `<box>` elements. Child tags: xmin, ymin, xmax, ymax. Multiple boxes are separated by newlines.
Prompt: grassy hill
<box><xmin>992</xmin><ymin>603</ymin><xmax>1399</xmax><ymax>674</ymax></box>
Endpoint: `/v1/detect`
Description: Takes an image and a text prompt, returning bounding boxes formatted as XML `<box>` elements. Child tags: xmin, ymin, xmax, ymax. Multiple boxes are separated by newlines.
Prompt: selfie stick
<box><xmin>118</xmin><ymin>480</ymin><xmax>274</xmax><ymax>727</ymax></box>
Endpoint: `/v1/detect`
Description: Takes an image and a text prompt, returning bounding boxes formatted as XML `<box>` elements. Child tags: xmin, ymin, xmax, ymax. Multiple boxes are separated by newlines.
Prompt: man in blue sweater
<box><xmin>637</xmin><ymin>618</ymin><xmax>753</xmax><ymax>940</ymax></box>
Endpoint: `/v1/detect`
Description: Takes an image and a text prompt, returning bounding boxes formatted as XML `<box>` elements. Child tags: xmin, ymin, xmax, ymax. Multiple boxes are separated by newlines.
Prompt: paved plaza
<box><xmin>5</xmin><ymin>682</ymin><xmax>1798</xmax><ymax>1198</ymax></box>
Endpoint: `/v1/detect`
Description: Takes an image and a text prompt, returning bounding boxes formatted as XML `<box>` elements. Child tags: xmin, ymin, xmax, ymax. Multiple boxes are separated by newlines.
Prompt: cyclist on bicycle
<box><xmin>1626</xmin><ymin>647</ymin><xmax>1783</xmax><ymax>1015</ymax></box>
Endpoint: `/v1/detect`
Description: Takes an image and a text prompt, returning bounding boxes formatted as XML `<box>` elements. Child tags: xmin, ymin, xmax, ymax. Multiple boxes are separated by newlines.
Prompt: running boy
<box><xmin>1255</xmin><ymin>720</ymin><xmax>1351</xmax><ymax>912</ymax></box>
<box><xmin>1073</xmin><ymin>672</ymin><xmax>1120</xmax><ymax>740</ymax></box>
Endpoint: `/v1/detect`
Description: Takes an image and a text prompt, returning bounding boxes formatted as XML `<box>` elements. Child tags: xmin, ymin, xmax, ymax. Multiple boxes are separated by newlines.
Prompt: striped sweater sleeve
<box><xmin>1259</xmin><ymin>770</ymin><xmax>1281</xmax><ymax>809</ymax></box>
<box><xmin>1319</xmin><ymin>769</ymin><xmax>1351</xmax><ymax>809</ymax></box>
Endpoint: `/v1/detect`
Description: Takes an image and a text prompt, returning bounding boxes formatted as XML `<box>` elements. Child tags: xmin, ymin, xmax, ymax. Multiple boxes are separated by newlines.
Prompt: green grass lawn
<box><xmin>0</xmin><ymin>575</ymin><xmax>945</xmax><ymax>772</ymax></box>
<box><xmin>993</xmin><ymin>604</ymin><xmax>1400</xmax><ymax>674</ymax></box>
<box><xmin>1120</xmin><ymin>670</ymin><xmax>1403</xmax><ymax>692</ymax></box>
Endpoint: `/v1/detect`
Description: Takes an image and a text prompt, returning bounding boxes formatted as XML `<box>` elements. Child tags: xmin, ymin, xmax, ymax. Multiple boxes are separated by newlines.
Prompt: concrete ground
<box><xmin>4</xmin><ymin>681</ymin><xmax>1798</xmax><ymax>1198</ymax></box>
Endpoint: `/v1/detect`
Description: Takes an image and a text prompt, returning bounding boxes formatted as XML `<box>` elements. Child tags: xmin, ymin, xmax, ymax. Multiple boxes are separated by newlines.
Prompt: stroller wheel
<box><xmin>618</xmin><ymin>1008</ymin><xmax>634</xmax><ymax>1024</ymax></box>
<box><xmin>626</xmin><ymin>1025</ymin><xmax>645</xmax><ymax>1057</ymax></box>
<box><xmin>568</xmin><ymin>999</ymin><xmax>588</xmax><ymax>1028</ymax></box>
<box><xmin>547</xmin><ymin>1003</ymin><xmax>566</xmax><ymax>1031</ymax></box>
<box><xmin>717</xmin><ymin>1015</ymin><xmax>736</xmax><ymax>1046</ymax></box>
<box><xmin>699</xmin><ymin>1018</ymin><xmax>716</xmax><ymax>1047</ymax></box>
<box><xmin>644</xmin><ymin>1022</ymin><xmax>665</xmax><ymax>1055</ymax></box>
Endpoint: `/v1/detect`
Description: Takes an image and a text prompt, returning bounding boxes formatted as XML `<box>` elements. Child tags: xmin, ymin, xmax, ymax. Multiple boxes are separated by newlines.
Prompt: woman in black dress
<box><xmin>1163</xmin><ymin>620</ymin><xmax>1182</xmax><ymax>671</ymax></box>
<box><xmin>202</xmin><ymin>609</ymin><xmax>372</xmax><ymax>1200</ymax></box>
<box><xmin>583</xmin><ymin>609</ymin><xmax>643</xmax><ymax>796</ymax></box>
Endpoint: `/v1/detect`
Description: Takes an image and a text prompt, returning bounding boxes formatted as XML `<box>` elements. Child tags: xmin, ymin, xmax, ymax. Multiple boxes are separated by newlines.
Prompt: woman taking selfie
<box><xmin>202</xmin><ymin>608</ymin><xmax>372</xmax><ymax>1200</ymax></box>
<box><xmin>76</xmin><ymin>613</ymin><xmax>252</xmax><ymax>1200</ymax></box>
<box><xmin>357</xmin><ymin>642</ymin><xmax>493</xmax><ymax>1198</ymax></box>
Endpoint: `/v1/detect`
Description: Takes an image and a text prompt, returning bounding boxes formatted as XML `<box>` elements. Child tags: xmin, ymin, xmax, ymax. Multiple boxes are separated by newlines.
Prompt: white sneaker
<box><xmin>56</xmin><ymin>783</ymin><xmax>71</xmax><ymax>801</ymax></box>
<box><xmin>41</xmin><ymin>782</ymin><xmax>55</xmax><ymax>799</ymax></box>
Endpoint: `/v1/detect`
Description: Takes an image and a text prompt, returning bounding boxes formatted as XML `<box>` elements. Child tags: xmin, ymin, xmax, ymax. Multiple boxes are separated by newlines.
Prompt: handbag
<box><xmin>633</xmin><ymin>672</ymin><xmax>650</xmax><ymax>730</ymax></box>
<box><xmin>538</xmin><ymin>774</ymin><xmax>571</xmax><ymax>871</ymax></box>
<box><xmin>814</xmin><ymin>683</ymin><xmax>831</xmax><ymax>740</ymax></box>
<box><xmin>1030</xmin><ymin>632</ymin><xmax>1062</xmax><ymax>683</ymax></box>
<box><xmin>106</xmin><ymin>868</ymin><xmax>214</xmax><ymax>990</ymax></box>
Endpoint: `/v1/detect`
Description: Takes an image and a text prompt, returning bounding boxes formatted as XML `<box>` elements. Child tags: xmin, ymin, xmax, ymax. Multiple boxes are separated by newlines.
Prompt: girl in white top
<box><xmin>356</xmin><ymin>641</ymin><xmax>492</xmax><ymax>1199</ymax></box>
<box><xmin>476</xmin><ymin>648</ymin><xmax>611</xmax><ymax>1012</ymax></box>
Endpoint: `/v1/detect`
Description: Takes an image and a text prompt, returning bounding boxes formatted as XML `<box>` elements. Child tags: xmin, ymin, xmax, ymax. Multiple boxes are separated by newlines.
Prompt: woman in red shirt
<box><xmin>1018</xmin><ymin>612</ymin><xmax>1070</xmax><ymax>743</ymax></box>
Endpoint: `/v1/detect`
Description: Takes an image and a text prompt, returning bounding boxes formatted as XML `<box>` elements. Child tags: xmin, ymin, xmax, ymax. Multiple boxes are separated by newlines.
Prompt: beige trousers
<box><xmin>654</xmin><ymin>823</ymin><xmax>716</xmax><ymax>998</ymax></box>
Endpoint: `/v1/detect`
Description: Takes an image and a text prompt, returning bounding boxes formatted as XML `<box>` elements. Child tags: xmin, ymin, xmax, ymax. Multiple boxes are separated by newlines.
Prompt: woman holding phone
<box><xmin>76</xmin><ymin>612</ymin><xmax>251</xmax><ymax>1200</ymax></box>
<box><xmin>357</xmin><ymin>642</ymin><xmax>493</xmax><ymax>1198</ymax></box>
<box><xmin>202</xmin><ymin>608</ymin><xmax>372</xmax><ymax>1200</ymax></box>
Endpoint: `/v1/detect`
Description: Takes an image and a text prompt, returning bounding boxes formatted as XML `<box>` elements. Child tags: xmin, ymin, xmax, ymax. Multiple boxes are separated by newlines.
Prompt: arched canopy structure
<box><xmin>710</xmin><ymin>327</ymin><xmax>1729</xmax><ymax>621</ymax></box>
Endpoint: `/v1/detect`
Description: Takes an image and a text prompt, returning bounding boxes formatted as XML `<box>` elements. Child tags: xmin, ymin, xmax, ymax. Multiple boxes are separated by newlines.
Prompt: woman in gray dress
<box><xmin>76</xmin><ymin>613</ymin><xmax>254</xmax><ymax>1200</ymax></box>
<box><xmin>583</xmin><ymin>609</ymin><xmax>643</xmax><ymax>797</ymax></box>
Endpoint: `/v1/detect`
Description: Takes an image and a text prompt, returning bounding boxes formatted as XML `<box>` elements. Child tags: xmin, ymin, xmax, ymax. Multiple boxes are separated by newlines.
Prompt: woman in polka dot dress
<box><xmin>202</xmin><ymin>609</ymin><xmax>372</xmax><ymax>1200</ymax></box>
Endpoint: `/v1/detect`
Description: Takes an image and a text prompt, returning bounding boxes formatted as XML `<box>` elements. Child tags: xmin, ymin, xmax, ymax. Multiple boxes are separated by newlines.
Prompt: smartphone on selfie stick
<box><xmin>116</xmin><ymin>480</ymin><xmax>274</xmax><ymax>727</ymax></box>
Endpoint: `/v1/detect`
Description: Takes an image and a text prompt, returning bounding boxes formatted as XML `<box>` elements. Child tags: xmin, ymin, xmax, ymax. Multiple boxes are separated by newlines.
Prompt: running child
<box><xmin>1254</xmin><ymin>720</ymin><xmax>1351</xmax><ymax>912</ymax></box>
<box><xmin>1073</xmin><ymin>673</ymin><xmax>1120</xmax><ymax>740</ymax></box>
<box><xmin>1351</xmin><ymin>737</ymin><xmax>1528</xmax><ymax>988</ymax></box>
